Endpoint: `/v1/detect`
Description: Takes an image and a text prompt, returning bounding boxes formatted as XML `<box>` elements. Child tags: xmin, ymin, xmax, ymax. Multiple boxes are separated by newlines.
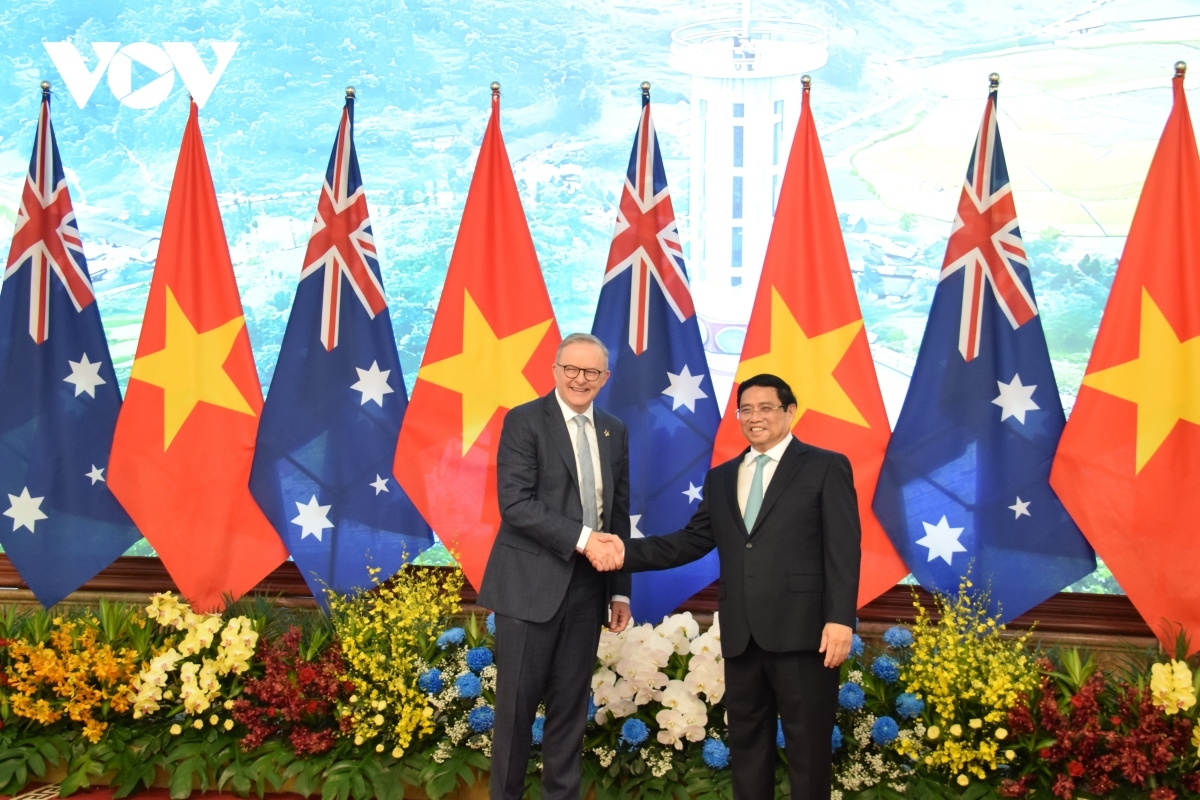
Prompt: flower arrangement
<box><xmin>0</xmin><ymin>568</ymin><xmax>1194</xmax><ymax>800</ymax></box>
<box><xmin>4</xmin><ymin>608</ymin><xmax>140</xmax><ymax>742</ymax></box>
<box><xmin>898</xmin><ymin>579</ymin><xmax>1037</xmax><ymax>787</ymax></box>
<box><xmin>327</xmin><ymin>563</ymin><xmax>463</xmax><ymax>757</ymax></box>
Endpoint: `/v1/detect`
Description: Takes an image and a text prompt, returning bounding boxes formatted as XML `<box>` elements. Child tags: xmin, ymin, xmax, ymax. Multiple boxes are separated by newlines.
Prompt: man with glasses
<box><xmin>478</xmin><ymin>332</ymin><xmax>631</xmax><ymax>800</ymax></box>
<box><xmin>601</xmin><ymin>372</ymin><xmax>860</xmax><ymax>799</ymax></box>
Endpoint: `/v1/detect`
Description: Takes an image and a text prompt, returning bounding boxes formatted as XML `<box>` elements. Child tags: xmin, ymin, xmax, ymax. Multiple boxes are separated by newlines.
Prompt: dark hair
<box><xmin>737</xmin><ymin>373</ymin><xmax>797</xmax><ymax>409</ymax></box>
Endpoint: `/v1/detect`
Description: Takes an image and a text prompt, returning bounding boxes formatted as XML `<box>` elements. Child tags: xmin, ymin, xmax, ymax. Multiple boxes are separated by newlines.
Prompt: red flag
<box><xmin>109</xmin><ymin>102</ymin><xmax>287</xmax><ymax>611</ymax></box>
<box><xmin>713</xmin><ymin>79</ymin><xmax>907</xmax><ymax>607</ymax></box>
<box><xmin>394</xmin><ymin>88</ymin><xmax>560</xmax><ymax>589</ymax></box>
<box><xmin>1051</xmin><ymin>66</ymin><xmax>1200</xmax><ymax>653</ymax></box>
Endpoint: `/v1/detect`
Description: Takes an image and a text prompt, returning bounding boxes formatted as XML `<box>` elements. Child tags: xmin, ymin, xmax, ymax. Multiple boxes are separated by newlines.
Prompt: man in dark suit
<box><xmin>477</xmin><ymin>332</ymin><xmax>632</xmax><ymax>800</ymax></box>
<box><xmin>604</xmin><ymin>373</ymin><xmax>859</xmax><ymax>799</ymax></box>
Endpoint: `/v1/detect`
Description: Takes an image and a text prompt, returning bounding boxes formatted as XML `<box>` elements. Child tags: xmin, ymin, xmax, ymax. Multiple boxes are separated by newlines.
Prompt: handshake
<box><xmin>584</xmin><ymin>531</ymin><xmax>625</xmax><ymax>572</ymax></box>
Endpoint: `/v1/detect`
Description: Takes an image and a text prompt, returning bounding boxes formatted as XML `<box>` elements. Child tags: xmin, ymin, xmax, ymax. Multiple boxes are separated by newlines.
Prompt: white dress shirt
<box><xmin>554</xmin><ymin>390</ymin><xmax>627</xmax><ymax>605</ymax></box>
<box><xmin>737</xmin><ymin>433</ymin><xmax>794</xmax><ymax>516</ymax></box>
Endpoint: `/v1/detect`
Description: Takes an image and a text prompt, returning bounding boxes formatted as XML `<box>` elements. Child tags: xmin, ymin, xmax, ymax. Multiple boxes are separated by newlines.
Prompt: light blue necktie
<box><xmin>574</xmin><ymin>415</ymin><xmax>599</xmax><ymax>529</ymax></box>
<box><xmin>742</xmin><ymin>453</ymin><xmax>771</xmax><ymax>532</ymax></box>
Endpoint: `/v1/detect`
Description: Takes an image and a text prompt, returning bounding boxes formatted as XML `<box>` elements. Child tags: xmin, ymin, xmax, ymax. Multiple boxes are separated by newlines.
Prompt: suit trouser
<box><xmin>723</xmin><ymin>637</ymin><xmax>839</xmax><ymax>800</ymax></box>
<box><xmin>490</xmin><ymin>557</ymin><xmax>605</xmax><ymax>800</ymax></box>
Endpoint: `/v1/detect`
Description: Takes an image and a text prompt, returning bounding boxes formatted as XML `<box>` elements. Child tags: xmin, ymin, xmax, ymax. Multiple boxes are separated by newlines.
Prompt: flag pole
<box><xmin>346</xmin><ymin>85</ymin><xmax>356</xmax><ymax>99</ymax></box>
<box><xmin>989</xmin><ymin>72</ymin><xmax>1000</xmax><ymax>93</ymax></box>
<box><xmin>40</xmin><ymin>80</ymin><xmax>50</xmax><ymax>99</ymax></box>
<box><xmin>801</xmin><ymin>73</ymin><xmax>811</xmax><ymax>93</ymax></box>
<box><xmin>641</xmin><ymin>81</ymin><xmax>651</xmax><ymax>99</ymax></box>
<box><xmin>491</xmin><ymin>81</ymin><xmax>500</xmax><ymax>98</ymax></box>
<box><xmin>1176</xmin><ymin>61</ymin><xmax>1187</xmax><ymax>79</ymax></box>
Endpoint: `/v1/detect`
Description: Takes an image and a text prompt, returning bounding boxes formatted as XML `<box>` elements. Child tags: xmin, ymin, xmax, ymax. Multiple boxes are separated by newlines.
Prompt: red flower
<box><xmin>1067</xmin><ymin>761</ymin><xmax>1085</xmax><ymax>778</ymax></box>
<box><xmin>1148</xmin><ymin>788</ymin><xmax>1176</xmax><ymax>800</ymax></box>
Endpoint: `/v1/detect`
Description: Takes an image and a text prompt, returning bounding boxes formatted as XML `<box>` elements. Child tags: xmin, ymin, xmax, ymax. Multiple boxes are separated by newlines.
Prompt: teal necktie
<box><xmin>742</xmin><ymin>453</ymin><xmax>771</xmax><ymax>532</ymax></box>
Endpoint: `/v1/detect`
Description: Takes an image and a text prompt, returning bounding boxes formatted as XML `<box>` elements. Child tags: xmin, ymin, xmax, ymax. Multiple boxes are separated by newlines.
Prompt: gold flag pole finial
<box><xmin>40</xmin><ymin>80</ymin><xmax>50</xmax><ymax>98</ymax></box>
<box><xmin>801</xmin><ymin>74</ymin><xmax>812</xmax><ymax>92</ymax></box>
<box><xmin>491</xmin><ymin>82</ymin><xmax>501</xmax><ymax>98</ymax></box>
<box><xmin>1176</xmin><ymin>61</ymin><xmax>1187</xmax><ymax>78</ymax></box>
<box><xmin>989</xmin><ymin>73</ymin><xmax>1001</xmax><ymax>92</ymax></box>
<box><xmin>641</xmin><ymin>81</ymin><xmax>651</xmax><ymax>99</ymax></box>
<box><xmin>345</xmin><ymin>86</ymin><xmax>356</xmax><ymax>99</ymax></box>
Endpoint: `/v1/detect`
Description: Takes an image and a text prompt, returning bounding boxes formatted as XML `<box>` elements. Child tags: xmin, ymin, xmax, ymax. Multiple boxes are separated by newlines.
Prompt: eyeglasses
<box><xmin>557</xmin><ymin>363</ymin><xmax>605</xmax><ymax>382</ymax></box>
<box><xmin>736</xmin><ymin>404</ymin><xmax>787</xmax><ymax>418</ymax></box>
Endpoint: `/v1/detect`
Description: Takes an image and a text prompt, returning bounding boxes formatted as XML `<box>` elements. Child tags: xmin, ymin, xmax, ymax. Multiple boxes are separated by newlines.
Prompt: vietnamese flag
<box><xmin>394</xmin><ymin>86</ymin><xmax>560</xmax><ymax>589</ymax></box>
<box><xmin>109</xmin><ymin>102</ymin><xmax>287</xmax><ymax>610</ymax></box>
<box><xmin>1051</xmin><ymin>65</ymin><xmax>1200</xmax><ymax>653</ymax></box>
<box><xmin>713</xmin><ymin>78</ymin><xmax>907</xmax><ymax>607</ymax></box>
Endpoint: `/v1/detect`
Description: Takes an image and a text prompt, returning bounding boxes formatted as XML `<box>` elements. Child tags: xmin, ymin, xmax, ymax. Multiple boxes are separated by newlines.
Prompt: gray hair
<box><xmin>556</xmin><ymin>332</ymin><xmax>609</xmax><ymax>369</ymax></box>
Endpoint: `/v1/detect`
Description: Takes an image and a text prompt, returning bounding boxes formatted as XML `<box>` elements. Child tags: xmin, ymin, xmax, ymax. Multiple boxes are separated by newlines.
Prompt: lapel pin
<box><xmin>603</xmin><ymin>429</ymin><xmax>610</xmax><ymax>437</ymax></box>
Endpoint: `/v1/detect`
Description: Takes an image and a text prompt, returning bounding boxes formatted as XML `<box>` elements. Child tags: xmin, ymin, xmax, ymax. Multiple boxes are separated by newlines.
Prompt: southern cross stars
<box><xmin>86</xmin><ymin>465</ymin><xmax>106</xmax><ymax>485</ymax></box>
<box><xmin>630</xmin><ymin>514</ymin><xmax>644</xmax><ymax>539</ymax></box>
<box><xmin>682</xmin><ymin>482</ymin><xmax>703</xmax><ymax>503</ymax></box>
<box><xmin>64</xmin><ymin>353</ymin><xmax>107</xmax><ymax>398</ymax></box>
<box><xmin>992</xmin><ymin>373</ymin><xmax>1039</xmax><ymax>424</ymax></box>
<box><xmin>4</xmin><ymin>487</ymin><xmax>47</xmax><ymax>533</ymax></box>
<box><xmin>662</xmin><ymin>365</ymin><xmax>707</xmax><ymax>412</ymax></box>
<box><xmin>292</xmin><ymin>496</ymin><xmax>334</xmax><ymax>542</ymax></box>
<box><xmin>351</xmin><ymin>361</ymin><xmax>394</xmax><ymax>407</ymax></box>
<box><xmin>1009</xmin><ymin>497</ymin><xmax>1031</xmax><ymax>518</ymax></box>
<box><xmin>370</xmin><ymin>474</ymin><xmax>390</xmax><ymax>495</ymax></box>
<box><xmin>915</xmin><ymin>515</ymin><xmax>967</xmax><ymax>565</ymax></box>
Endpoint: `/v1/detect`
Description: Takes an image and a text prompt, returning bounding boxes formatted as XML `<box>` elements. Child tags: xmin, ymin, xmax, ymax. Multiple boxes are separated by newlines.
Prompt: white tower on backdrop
<box><xmin>671</xmin><ymin>4</ymin><xmax>828</xmax><ymax>387</ymax></box>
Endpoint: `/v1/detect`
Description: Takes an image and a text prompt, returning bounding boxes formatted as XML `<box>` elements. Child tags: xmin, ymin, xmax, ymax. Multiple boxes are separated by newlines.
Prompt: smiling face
<box><xmin>553</xmin><ymin>341</ymin><xmax>609</xmax><ymax>414</ymax></box>
<box><xmin>738</xmin><ymin>385</ymin><xmax>797</xmax><ymax>452</ymax></box>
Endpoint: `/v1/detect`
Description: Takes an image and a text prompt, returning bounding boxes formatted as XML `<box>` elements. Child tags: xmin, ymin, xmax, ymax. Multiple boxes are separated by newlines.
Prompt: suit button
<box><xmin>745</xmin><ymin>542</ymin><xmax>753</xmax><ymax>549</ymax></box>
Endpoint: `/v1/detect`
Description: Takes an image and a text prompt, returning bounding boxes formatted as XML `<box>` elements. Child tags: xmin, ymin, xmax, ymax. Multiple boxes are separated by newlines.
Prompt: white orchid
<box><xmin>655</xmin><ymin>612</ymin><xmax>700</xmax><ymax>655</ymax></box>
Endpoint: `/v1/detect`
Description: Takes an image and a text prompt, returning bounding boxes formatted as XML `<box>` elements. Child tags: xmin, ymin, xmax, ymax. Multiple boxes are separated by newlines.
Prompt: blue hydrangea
<box><xmin>895</xmin><ymin>692</ymin><xmax>925</xmax><ymax>720</ymax></box>
<box><xmin>467</xmin><ymin>706</ymin><xmax>495</xmax><ymax>733</ymax></box>
<box><xmin>883</xmin><ymin>626</ymin><xmax>914</xmax><ymax>649</ymax></box>
<box><xmin>465</xmin><ymin>647</ymin><xmax>494</xmax><ymax>672</ymax></box>
<box><xmin>849</xmin><ymin>634</ymin><xmax>864</xmax><ymax>658</ymax></box>
<box><xmin>871</xmin><ymin>715</ymin><xmax>899</xmax><ymax>746</ymax></box>
<box><xmin>417</xmin><ymin>668</ymin><xmax>444</xmax><ymax>695</ymax></box>
<box><xmin>486</xmin><ymin>612</ymin><xmax>496</xmax><ymax>636</ymax></box>
<box><xmin>838</xmin><ymin>682</ymin><xmax>865</xmax><ymax>710</ymax></box>
<box><xmin>620</xmin><ymin>718</ymin><xmax>649</xmax><ymax>747</ymax></box>
<box><xmin>455</xmin><ymin>672</ymin><xmax>482</xmax><ymax>699</ymax></box>
<box><xmin>702</xmin><ymin>738</ymin><xmax>730</xmax><ymax>769</ymax></box>
<box><xmin>776</xmin><ymin>719</ymin><xmax>785</xmax><ymax>749</ymax></box>
<box><xmin>871</xmin><ymin>655</ymin><xmax>901</xmax><ymax>683</ymax></box>
<box><xmin>586</xmin><ymin>697</ymin><xmax>598</xmax><ymax>723</ymax></box>
<box><xmin>436</xmin><ymin>627</ymin><xmax>466</xmax><ymax>649</ymax></box>
<box><xmin>831</xmin><ymin>724</ymin><xmax>843</xmax><ymax>752</ymax></box>
<box><xmin>531</xmin><ymin>716</ymin><xmax>545</xmax><ymax>745</ymax></box>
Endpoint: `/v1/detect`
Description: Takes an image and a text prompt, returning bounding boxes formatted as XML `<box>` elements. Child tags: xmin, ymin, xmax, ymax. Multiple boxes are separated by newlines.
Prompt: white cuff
<box><xmin>611</xmin><ymin>595</ymin><xmax>630</xmax><ymax>605</ymax></box>
<box><xmin>576</xmin><ymin>526</ymin><xmax>592</xmax><ymax>553</ymax></box>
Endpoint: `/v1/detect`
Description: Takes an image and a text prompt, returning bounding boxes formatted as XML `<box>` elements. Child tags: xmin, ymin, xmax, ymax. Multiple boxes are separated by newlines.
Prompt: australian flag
<box><xmin>593</xmin><ymin>92</ymin><xmax>720</xmax><ymax>625</ymax></box>
<box><xmin>250</xmin><ymin>93</ymin><xmax>432</xmax><ymax>606</ymax></box>
<box><xmin>872</xmin><ymin>86</ymin><xmax>1095</xmax><ymax>621</ymax></box>
<box><xmin>0</xmin><ymin>89</ymin><xmax>141</xmax><ymax>607</ymax></box>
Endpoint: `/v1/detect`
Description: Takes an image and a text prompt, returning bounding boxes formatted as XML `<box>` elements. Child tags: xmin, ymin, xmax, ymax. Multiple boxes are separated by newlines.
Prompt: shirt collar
<box><xmin>743</xmin><ymin>433</ymin><xmax>793</xmax><ymax>466</ymax></box>
<box><xmin>555</xmin><ymin>389</ymin><xmax>594</xmax><ymax>426</ymax></box>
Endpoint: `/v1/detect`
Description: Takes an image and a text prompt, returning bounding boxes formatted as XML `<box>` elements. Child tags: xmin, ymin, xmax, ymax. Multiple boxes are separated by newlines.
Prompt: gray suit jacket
<box><xmin>477</xmin><ymin>391</ymin><xmax>632</xmax><ymax>623</ymax></box>
<box><xmin>624</xmin><ymin>438</ymin><xmax>860</xmax><ymax>657</ymax></box>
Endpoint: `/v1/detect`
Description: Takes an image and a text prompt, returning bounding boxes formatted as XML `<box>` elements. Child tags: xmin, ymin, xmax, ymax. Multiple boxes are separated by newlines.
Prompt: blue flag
<box><xmin>872</xmin><ymin>87</ymin><xmax>1095</xmax><ymax>621</ymax></box>
<box><xmin>250</xmin><ymin>94</ymin><xmax>432</xmax><ymax>605</ymax></box>
<box><xmin>593</xmin><ymin>93</ymin><xmax>720</xmax><ymax>625</ymax></box>
<box><xmin>0</xmin><ymin>89</ymin><xmax>141</xmax><ymax>606</ymax></box>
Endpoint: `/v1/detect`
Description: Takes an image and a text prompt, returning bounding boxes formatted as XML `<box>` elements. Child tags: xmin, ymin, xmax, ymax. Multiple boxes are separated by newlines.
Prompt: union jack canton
<box><xmin>940</xmin><ymin>87</ymin><xmax>1038</xmax><ymax>362</ymax></box>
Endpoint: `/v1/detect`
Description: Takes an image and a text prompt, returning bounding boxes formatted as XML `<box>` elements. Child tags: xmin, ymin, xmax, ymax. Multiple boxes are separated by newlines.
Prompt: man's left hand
<box><xmin>609</xmin><ymin>600</ymin><xmax>631</xmax><ymax>632</ymax></box>
<box><xmin>819</xmin><ymin>622</ymin><xmax>854</xmax><ymax>668</ymax></box>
